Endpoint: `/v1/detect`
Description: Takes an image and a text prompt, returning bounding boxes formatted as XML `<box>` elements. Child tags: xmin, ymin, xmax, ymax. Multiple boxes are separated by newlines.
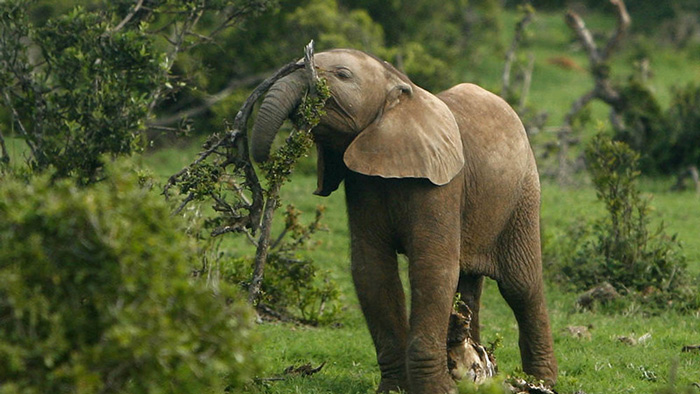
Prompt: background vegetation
<box><xmin>1</xmin><ymin>0</ymin><xmax>699</xmax><ymax>393</ymax></box>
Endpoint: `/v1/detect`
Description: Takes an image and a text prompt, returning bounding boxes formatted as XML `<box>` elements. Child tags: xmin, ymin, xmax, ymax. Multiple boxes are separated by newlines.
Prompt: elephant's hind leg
<box><xmin>495</xmin><ymin>197</ymin><xmax>558</xmax><ymax>385</ymax></box>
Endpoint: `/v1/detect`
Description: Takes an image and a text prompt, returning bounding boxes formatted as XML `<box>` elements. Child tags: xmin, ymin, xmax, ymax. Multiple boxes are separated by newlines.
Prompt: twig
<box><xmin>109</xmin><ymin>0</ymin><xmax>145</xmax><ymax>34</ymax></box>
<box><xmin>603</xmin><ymin>0</ymin><xmax>631</xmax><ymax>60</ymax></box>
<box><xmin>270</xmin><ymin>227</ymin><xmax>289</xmax><ymax>251</ymax></box>
<box><xmin>148</xmin><ymin>7</ymin><xmax>204</xmax><ymax>115</ymax></box>
<box><xmin>164</xmin><ymin>132</ymin><xmax>230</xmax><ymax>196</ymax></box>
<box><xmin>2</xmin><ymin>90</ymin><xmax>40</xmax><ymax>161</ymax></box>
<box><xmin>518</xmin><ymin>53</ymin><xmax>536</xmax><ymax>113</ymax></box>
<box><xmin>172</xmin><ymin>192</ymin><xmax>195</xmax><ymax>216</ymax></box>
<box><xmin>0</xmin><ymin>126</ymin><xmax>9</xmax><ymax>165</ymax></box>
<box><xmin>304</xmin><ymin>40</ymin><xmax>319</xmax><ymax>86</ymax></box>
<box><xmin>248</xmin><ymin>190</ymin><xmax>282</xmax><ymax>303</ymax></box>
<box><xmin>183</xmin><ymin>6</ymin><xmax>250</xmax><ymax>49</ymax></box>
<box><xmin>275</xmin><ymin>208</ymin><xmax>325</xmax><ymax>253</ymax></box>
<box><xmin>147</xmin><ymin>124</ymin><xmax>181</xmax><ymax>132</ymax></box>
<box><xmin>150</xmin><ymin>70</ymin><xmax>272</xmax><ymax>126</ymax></box>
<box><xmin>566</xmin><ymin>11</ymin><xmax>601</xmax><ymax>66</ymax></box>
<box><xmin>502</xmin><ymin>4</ymin><xmax>534</xmax><ymax>99</ymax></box>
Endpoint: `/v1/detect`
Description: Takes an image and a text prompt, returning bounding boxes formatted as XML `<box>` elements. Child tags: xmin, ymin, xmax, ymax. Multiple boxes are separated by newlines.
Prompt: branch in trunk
<box><xmin>247</xmin><ymin>41</ymin><xmax>322</xmax><ymax>304</ymax></box>
<box><xmin>164</xmin><ymin>61</ymin><xmax>304</xmax><ymax>196</ymax></box>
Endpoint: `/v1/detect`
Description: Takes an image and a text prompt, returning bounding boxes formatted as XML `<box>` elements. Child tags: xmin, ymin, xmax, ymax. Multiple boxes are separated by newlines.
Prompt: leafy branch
<box><xmin>0</xmin><ymin>0</ymin><xmax>275</xmax><ymax>180</ymax></box>
<box><xmin>166</xmin><ymin>41</ymin><xmax>332</xmax><ymax>307</ymax></box>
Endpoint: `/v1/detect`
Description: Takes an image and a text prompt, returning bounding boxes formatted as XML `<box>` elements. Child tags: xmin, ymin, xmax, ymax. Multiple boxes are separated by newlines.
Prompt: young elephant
<box><xmin>251</xmin><ymin>49</ymin><xmax>557</xmax><ymax>394</ymax></box>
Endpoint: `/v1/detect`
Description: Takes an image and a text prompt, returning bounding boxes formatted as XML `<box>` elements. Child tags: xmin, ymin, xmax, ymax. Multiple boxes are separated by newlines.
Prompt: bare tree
<box><xmin>556</xmin><ymin>0</ymin><xmax>631</xmax><ymax>184</ymax></box>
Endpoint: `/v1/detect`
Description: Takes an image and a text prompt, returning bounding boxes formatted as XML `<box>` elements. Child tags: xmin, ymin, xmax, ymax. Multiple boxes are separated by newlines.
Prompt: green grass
<box><xmin>145</xmin><ymin>145</ymin><xmax>700</xmax><ymax>394</ymax></box>
<box><xmin>138</xmin><ymin>7</ymin><xmax>700</xmax><ymax>394</ymax></box>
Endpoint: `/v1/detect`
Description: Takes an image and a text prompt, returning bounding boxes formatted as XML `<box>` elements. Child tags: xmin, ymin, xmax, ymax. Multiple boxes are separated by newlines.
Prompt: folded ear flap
<box><xmin>313</xmin><ymin>144</ymin><xmax>348</xmax><ymax>196</ymax></box>
<box><xmin>343</xmin><ymin>84</ymin><xmax>465</xmax><ymax>185</ymax></box>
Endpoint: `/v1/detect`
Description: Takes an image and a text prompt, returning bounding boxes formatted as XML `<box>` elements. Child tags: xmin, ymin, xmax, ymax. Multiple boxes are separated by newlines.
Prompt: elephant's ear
<box><xmin>343</xmin><ymin>84</ymin><xmax>464</xmax><ymax>185</ymax></box>
<box><xmin>314</xmin><ymin>144</ymin><xmax>347</xmax><ymax>196</ymax></box>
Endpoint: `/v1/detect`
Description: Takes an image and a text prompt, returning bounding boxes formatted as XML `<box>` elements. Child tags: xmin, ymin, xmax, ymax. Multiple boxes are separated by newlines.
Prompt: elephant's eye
<box><xmin>336</xmin><ymin>68</ymin><xmax>352</xmax><ymax>80</ymax></box>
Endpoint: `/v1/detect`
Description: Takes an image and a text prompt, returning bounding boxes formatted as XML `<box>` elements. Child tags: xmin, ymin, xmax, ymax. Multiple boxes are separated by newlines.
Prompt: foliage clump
<box><xmin>664</xmin><ymin>83</ymin><xmax>700</xmax><ymax>173</ymax></box>
<box><xmin>0</xmin><ymin>161</ymin><xmax>259</xmax><ymax>393</ymax></box>
<box><xmin>612</xmin><ymin>80</ymin><xmax>700</xmax><ymax>176</ymax></box>
<box><xmin>550</xmin><ymin>134</ymin><xmax>698</xmax><ymax>311</ymax></box>
<box><xmin>217</xmin><ymin>205</ymin><xmax>341</xmax><ymax>325</ymax></box>
<box><xmin>0</xmin><ymin>1</ymin><xmax>164</xmax><ymax>183</ymax></box>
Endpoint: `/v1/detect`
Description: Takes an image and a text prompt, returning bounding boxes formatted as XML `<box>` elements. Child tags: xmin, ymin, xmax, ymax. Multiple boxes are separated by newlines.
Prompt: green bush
<box><xmin>665</xmin><ymin>82</ymin><xmax>700</xmax><ymax>173</ymax></box>
<box><xmin>0</xmin><ymin>161</ymin><xmax>259</xmax><ymax>393</ymax></box>
<box><xmin>612</xmin><ymin>80</ymin><xmax>700</xmax><ymax>176</ymax></box>
<box><xmin>211</xmin><ymin>205</ymin><xmax>342</xmax><ymax>325</ymax></box>
<box><xmin>615</xmin><ymin>79</ymin><xmax>668</xmax><ymax>173</ymax></box>
<box><xmin>0</xmin><ymin>1</ymin><xmax>165</xmax><ymax>183</ymax></box>
<box><xmin>551</xmin><ymin>134</ymin><xmax>698</xmax><ymax>311</ymax></box>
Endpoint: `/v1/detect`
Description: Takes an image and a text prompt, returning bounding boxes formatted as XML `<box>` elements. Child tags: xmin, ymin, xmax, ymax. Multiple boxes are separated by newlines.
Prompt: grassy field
<box><xmin>138</xmin><ymin>7</ymin><xmax>700</xmax><ymax>394</ymax></box>
<box><xmin>146</xmin><ymin>149</ymin><xmax>700</xmax><ymax>394</ymax></box>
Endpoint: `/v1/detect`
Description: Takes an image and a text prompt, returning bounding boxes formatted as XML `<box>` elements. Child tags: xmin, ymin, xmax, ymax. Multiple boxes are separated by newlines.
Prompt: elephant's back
<box><xmin>437</xmin><ymin>83</ymin><xmax>533</xmax><ymax>169</ymax></box>
<box><xmin>437</xmin><ymin>83</ymin><xmax>539</xmax><ymax>260</ymax></box>
<box><xmin>437</xmin><ymin>83</ymin><xmax>535</xmax><ymax>181</ymax></box>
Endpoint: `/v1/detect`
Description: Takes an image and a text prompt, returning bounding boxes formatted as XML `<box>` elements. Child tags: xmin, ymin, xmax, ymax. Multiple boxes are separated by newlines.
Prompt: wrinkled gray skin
<box><xmin>251</xmin><ymin>49</ymin><xmax>557</xmax><ymax>394</ymax></box>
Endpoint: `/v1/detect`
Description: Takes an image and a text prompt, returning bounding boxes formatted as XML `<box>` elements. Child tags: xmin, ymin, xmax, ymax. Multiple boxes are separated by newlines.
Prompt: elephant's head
<box><xmin>251</xmin><ymin>49</ymin><xmax>464</xmax><ymax>196</ymax></box>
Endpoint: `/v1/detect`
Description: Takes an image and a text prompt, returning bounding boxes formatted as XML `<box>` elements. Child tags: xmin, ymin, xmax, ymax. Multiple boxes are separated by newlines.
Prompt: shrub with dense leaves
<box><xmin>548</xmin><ymin>134</ymin><xmax>698</xmax><ymax>311</ymax></box>
<box><xmin>612</xmin><ymin>80</ymin><xmax>700</xmax><ymax>175</ymax></box>
<box><xmin>0</xmin><ymin>161</ymin><xmax>258</xmax><ymax>394</ymax></box>
<box><xmin>665</xmin><ymin>82</ymin><xmax>700</xmax><ymax>173</ymax></box>
<box><xmin>0</xmin><ymin>2</ymin><xmax>164</xmax><ymax>182</ymax></box>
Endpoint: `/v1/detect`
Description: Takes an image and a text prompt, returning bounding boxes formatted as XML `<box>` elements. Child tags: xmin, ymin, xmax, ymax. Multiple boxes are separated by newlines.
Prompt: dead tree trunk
<box><xmin>556</xmin><ymin>0</ymin><xmax>630</xmax><ymax>184</ymax></box>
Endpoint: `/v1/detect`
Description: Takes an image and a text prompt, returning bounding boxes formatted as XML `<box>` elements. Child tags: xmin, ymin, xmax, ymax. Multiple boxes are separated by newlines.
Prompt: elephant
<box><xmin>250</xmin><ymin>48</ymin><xmax>557</xmax><ymax>394</ymax></box>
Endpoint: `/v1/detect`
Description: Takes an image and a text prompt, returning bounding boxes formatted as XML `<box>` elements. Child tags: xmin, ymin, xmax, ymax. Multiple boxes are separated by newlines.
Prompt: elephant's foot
<box><xmin>409</xmin><ymin>373</ymin><xmax>457</xmax><ymax>394</ymax></box>
<box><xmin>524</xmin><ymin>360</ymin><xmax>558</xmax><ymax>387</ymax></box>
<box><xmin>376</xmin><ymin>377</ymin><xmax>408</xmax><ymax>393</ymax></box>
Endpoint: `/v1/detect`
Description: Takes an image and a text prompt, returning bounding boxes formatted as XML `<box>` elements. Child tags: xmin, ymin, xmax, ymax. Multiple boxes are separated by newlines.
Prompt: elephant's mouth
<box><xmin>324</xmin><ymin>96</ymin><xmax>359</xmax><ymax>133</ymax></box>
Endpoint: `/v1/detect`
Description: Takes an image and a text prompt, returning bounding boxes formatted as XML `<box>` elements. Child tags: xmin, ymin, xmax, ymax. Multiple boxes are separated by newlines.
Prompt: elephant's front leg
<box><xmin>351</xmin><ymin>238</ymin><xmax>409</xmax><ymax>393</ymax></box>
<box><xmin>405</xmin><ymin>231</ymin><xmax>461</xmax><ymax>394</ymax></box>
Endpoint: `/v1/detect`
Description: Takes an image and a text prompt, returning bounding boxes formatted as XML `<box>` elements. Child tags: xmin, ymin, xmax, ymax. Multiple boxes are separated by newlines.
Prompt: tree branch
<box><xmin>247</xmin><ymin>41</ymin><xmax>320</xmax><ymax>305</ymax></box>
<box><xmin>556</xmin><ymin>0</ymin><xmax>630</xmax><ymax>184</ymax></box>
<box><xmin>150</xmin><ymin>70</ymin><xmax>273</xmax><ymax>127</ymax></box>
<box><xmin>110</xmin><ymin>0</ymin><xmax>145</xmax><ymax>34</ymax></box>
<box><xmin>0</xmin><ymin>126</ymin><xmax>9</xmax><ymax>165</ymax></box>
<box><xmin>602</xmin><ymin>0</ymin><xmax>631</xmax><ymax>60</ymax></box>
<box><xmin>2</xmin><ymin>90</ymin><xmax>40</xmax><ymax>161</ymax></box>
<box><xmin>164</xmin><ymin>59</ymin><xmax>303</xmax><ymax>197</ymax></box>
<box><xmin>502</xmin><ymin>5</ymin><xmax>534</xmax><ymax>99</ymax></box>
<box><xmin>563</xmin><ymin>90</ymin><xmax>596</xmax><ymax>127</ymax></box>
<box><xmin>518</xmin><ymin>54</ymin><xmax>536</xmax><ymax>113</ymax></box>
<box><xmin>565</xmin><ymin>11</ymin><xmax>601</xmax><ymax>67</ymax></box>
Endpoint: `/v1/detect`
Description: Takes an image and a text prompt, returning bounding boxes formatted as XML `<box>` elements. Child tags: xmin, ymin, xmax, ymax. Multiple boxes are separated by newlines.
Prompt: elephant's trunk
<box><xmin>250</xmin><ymin>71</ymin><xmax>308</xmax><ymax>162</ymax></box>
